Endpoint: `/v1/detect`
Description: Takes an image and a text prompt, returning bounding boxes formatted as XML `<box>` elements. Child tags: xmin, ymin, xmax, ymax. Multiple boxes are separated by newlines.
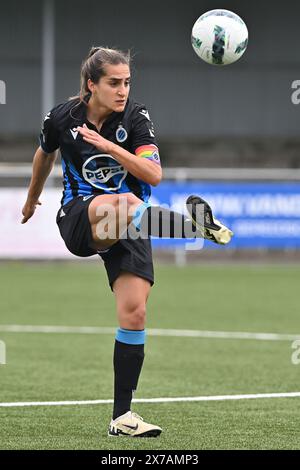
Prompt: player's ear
<box><xmin>87</xmin><ymin>79</ymin><xmax>95</xmax><ymax>94</ymax></box>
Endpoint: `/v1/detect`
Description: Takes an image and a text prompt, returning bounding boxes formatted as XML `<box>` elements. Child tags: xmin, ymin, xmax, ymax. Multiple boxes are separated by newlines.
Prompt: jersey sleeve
<box><xmin>39</xmin><ymin>108</ymin><xmax>60</xmax><ymax>153</ymax></box>
<box><xmin>131</xmin><ymin>107</ymin><xmax>161</xmax><ymax>166</ymax></box>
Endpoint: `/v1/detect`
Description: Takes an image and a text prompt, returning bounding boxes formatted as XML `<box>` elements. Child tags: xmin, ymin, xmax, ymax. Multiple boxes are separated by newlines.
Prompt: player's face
<box><xmin>92</xmin><ymin>64</ymin><xmax>131</xmax><ymax>113</ymax></box>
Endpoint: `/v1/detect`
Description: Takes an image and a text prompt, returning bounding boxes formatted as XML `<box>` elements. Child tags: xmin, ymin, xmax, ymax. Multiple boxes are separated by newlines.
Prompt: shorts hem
<box><xmin>109</xmin><ymin>264</ymin><xmax>154</xmax><ymax>291</ymax></box>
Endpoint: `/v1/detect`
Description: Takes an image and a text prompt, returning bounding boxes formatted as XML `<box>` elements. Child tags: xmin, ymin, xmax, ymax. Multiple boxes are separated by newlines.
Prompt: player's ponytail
<box><xmin>87</xmin><ymin>46</ymin><xmax>101</xmax><ymax>59</ymax></box>
<box><xmin>70</xmin><ymin>46</ymin><xmax>131</xmax><ymax>105</ymax></box>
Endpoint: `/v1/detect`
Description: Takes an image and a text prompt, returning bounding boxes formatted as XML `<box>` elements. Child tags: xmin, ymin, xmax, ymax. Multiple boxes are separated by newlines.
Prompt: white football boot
<box><xmin>108</xmin><ymin>411</ymin><xmax>162</xmax><ymax>438</ymax></box>
<box><xmin>186</xmin><ymin>195</ymin><xmax>233</xmax><ymax>245</ymax></box>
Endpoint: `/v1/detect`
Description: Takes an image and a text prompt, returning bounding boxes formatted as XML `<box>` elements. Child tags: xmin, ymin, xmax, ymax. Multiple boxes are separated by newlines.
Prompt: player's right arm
<box><xmin>21</xmin><ymin>147</ymin><xmax>58</xmax><ymax>224</ymax></box>
<box><xmin>21</xmin><ymin>107</ymin><xmax>60</xmax><ymax>224</ymax></box>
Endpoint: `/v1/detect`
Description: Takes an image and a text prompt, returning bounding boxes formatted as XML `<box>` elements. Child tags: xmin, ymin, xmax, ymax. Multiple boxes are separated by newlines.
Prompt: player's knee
<box><xmin>120</xmin><ymin>303</ymin><xmax>146</xmax><ymax>330</ymax></box>
<box><xmin>104</xmin><ymin>194</ymin><xmax>141</xmax><ymax>221</ymax></box>
<box><xmin>117</xmin><ymin>193</ymin><xmax>141</xmax><ymax>212</ymax></box>
<box><xmin>91</xmin><ymin>193</ymin><xmax>140</xmax><ymax>212</ymax></box>
<box><xmin>125</xmin><ymin>193</ymin><xmax>141</xmax><ymax>206</ymax></box>
<box><xmin>114</xmin><ymin>194</ymin><xmax>142</xmax><ymax>226</ymax></box>
<box><xmin>90</xmin><ymin>193</ymin><xmax>141</xmax><ymax>229</ymax></box>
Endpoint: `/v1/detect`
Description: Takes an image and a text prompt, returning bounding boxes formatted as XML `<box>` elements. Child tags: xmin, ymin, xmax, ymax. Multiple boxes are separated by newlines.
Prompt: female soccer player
<box><xmin>22</xmin><ymin>46</ymin><xmax>232</xmax><ymax>438</ymax></box>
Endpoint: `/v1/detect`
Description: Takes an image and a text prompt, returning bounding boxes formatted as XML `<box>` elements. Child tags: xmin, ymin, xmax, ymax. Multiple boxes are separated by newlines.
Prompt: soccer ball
<box><xmin>191</xmin><ymin>9</ymin><xmax>248</xmax><ymax>66</ymax></box>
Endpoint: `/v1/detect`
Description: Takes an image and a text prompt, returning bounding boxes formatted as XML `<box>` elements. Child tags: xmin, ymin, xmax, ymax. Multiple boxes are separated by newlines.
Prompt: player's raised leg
<box><xmin>128</xmin><ymin>196</ymin><xmax>234</xmax><ymax>244</ymax></box>
<box><xmin>88</xmin><ymin>191</ymin><xmax>233</xmax><ymax>249</ymax></box>
<box><xmin>108</xmin><ymin>272</ymin><xmax>162</xmax><ymax>437</ymax></box>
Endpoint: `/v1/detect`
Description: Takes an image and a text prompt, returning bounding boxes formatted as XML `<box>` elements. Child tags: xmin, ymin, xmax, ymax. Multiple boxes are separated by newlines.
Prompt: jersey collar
<box><xmin>71</xmin><ymin>95</ymin><xmax>129</xmax><ymax>130</ymax></box>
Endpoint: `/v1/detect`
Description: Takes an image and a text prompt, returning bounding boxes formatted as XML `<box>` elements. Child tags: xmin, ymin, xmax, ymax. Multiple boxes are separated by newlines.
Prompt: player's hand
<box><xmin>21</xmin><ymin>199</ymin><xmax>42</xmax><ymax>224</ymax></box>
<box><xmin>76</xmin><ymin>124</ymin><xmax>112</xmax><ymax>153</ymax></box>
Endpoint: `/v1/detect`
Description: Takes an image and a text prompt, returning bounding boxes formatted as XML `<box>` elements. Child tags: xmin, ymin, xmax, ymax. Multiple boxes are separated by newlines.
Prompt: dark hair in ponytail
<box><xmin>70</xmin><ymin>46</ymin><xmax>131</xmax><ymax>104</ymax></box>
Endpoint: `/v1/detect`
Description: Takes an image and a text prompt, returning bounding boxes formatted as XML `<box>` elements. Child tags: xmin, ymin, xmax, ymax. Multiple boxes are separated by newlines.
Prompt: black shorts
<box><xmin>56</xmin><ymin>195</ymin><xmax>154</xmax><ymax>290</ymax></box>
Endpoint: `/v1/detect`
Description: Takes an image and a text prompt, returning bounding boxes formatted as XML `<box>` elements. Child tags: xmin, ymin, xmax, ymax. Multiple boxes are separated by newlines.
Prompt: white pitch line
<box><xmin>1</xmin><ymin>392</ymin><xmax>300</xmax><ymax>408</ymax></box>
<box><xmin>0</xmin><ymin>324</ymin><xmax>299</xmax><ymax>342</ymax></box>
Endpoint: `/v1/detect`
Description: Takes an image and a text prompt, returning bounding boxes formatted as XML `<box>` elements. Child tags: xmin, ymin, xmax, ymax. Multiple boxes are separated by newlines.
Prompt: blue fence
<box><xmin>150</xmin><ymin>182</ymin><xmax>300</xmax><ymax>249</ymax></box>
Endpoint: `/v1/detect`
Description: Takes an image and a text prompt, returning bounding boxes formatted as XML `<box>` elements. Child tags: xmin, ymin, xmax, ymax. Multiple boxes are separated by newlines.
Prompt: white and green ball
<box><xmin>191</xmin><ymin>9</ymin><xmax>248</xmax><ymax>66</ymax></box>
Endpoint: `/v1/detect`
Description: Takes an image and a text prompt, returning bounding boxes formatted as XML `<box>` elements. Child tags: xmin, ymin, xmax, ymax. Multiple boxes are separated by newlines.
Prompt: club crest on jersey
<box><xmin>82</xmin><ymin>154</ymin><xmax>128</xmax><ymax>191</ymax></box>
<box><xmin>116</xmin><ymin>125</ymin><xmax>128</xmax><ymax>143</ymax></box>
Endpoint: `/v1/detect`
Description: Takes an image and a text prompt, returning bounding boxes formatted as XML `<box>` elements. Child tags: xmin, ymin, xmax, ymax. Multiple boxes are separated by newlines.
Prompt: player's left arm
<box><xmin>103</xmin><ymin>139</ymin><xmax>162</xmax><ymax>186</ymax></box>
<box><xmin>76</xmin><ymin>112</ymin><xmax>162</xmax><ymax>186</ymax></box>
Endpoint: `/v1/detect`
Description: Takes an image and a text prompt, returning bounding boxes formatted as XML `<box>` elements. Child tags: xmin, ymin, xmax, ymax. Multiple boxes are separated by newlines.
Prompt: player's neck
<box><xmin>86</xmin><ymin>95</ymin><xmax>113</xmax><ymax>131</ymax></box>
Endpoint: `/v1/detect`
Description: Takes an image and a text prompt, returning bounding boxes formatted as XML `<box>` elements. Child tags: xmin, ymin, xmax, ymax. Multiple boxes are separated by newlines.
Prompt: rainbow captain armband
<box><xmin>135</xmin><ymin>144</ymin><xmax>161</xmax><ymax>165</ymax></box>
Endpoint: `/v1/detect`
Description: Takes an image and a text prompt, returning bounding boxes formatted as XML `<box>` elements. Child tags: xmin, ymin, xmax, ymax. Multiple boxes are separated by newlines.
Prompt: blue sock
<box><xmin>130</xmin><ymin>202</ymin><xmax>151</xmax><ymax>232</ymax></box>
<box><xmin>115</xmin><ymin>328</ymin><xmax>146</xmax><ymax>345</ymax></box>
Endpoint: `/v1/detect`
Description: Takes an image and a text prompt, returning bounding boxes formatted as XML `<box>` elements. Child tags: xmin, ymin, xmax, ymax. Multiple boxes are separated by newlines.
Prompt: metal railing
<box><xmin>1</xmin><ymin>164</ymin><xmax>300</xmax><ymax>181</ymax></box>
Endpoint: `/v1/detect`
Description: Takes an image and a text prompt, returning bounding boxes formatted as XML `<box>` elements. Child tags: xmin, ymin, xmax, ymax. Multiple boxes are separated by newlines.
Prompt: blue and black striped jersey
<box><xmin>40</xmin><ymin>97</ymin><xmax>161</xmax><ymax>206</ymax></box>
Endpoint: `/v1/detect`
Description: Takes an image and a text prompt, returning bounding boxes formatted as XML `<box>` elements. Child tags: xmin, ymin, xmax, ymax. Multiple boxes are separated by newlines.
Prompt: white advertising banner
<box><xmin>0</xmin><ymin>188</ymin><xmax>75</xmax><ymax>258</ymax></box>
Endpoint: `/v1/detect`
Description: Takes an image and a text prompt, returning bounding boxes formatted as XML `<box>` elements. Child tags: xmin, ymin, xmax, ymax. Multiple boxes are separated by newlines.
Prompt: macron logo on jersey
<box><xmin>139</xmin><ymin>109</ymin><xmax>151</xmax><ymax>121</ymax></box>
<box><xmin>70</xmin><ymin>128</ymin><xmax>79</xmax><ymax>140</ymax></box>
<box><xmin>139</xmin><ymin>109</ymin><xmax>155</xmax><ymax>136</ymax></box>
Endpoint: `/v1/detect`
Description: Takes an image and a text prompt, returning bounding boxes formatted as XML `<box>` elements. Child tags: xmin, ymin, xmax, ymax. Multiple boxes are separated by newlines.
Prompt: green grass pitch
<box><xmin>0</xmin><ymin>261</ymin><xmax>300</xmax><ymax>450</ymax></box>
